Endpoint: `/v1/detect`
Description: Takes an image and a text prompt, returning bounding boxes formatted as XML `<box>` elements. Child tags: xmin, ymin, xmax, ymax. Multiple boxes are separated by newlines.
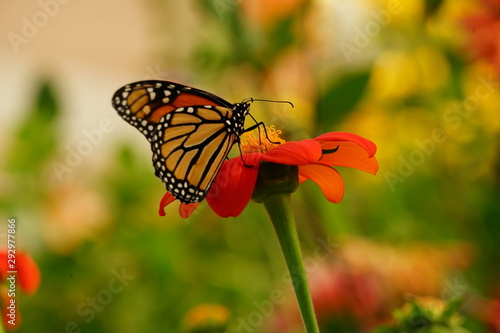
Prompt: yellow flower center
<box><xmin>240</xmin><ymin>125</ymin><xmax>286</xmax><ymax>154</ymax></box>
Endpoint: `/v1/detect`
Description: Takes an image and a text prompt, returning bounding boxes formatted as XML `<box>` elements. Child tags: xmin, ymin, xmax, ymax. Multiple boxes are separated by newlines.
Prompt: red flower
<box><xmin>0</xmin><ymin>251</ymin><xmax>40</xmax><ymax>295</ymax></box>
<box><xmin>160</xmin><ymin>127</ymin><xmax>378</xmax><ymax>218</ymax></box>
<box><xmin>487</xmin><ymin>298</ymin><xmax>500</xmax><ymax>332</ymax></box>
<box><xmin>0</xmin><ymin>250</ymin><xmax>41</xmax><ymax>331</ymax></box>
<box><xmin>462</xmin><ymin>0</ymin><xmax>500</xmax><ymax>74</ymax></box>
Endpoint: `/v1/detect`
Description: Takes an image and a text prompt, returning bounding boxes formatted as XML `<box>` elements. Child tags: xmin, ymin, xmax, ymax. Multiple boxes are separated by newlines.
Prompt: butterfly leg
<box><xmin>236</xmin><ymin>141</ymin><xmax>256</xmax><ymax>168</ymax></box>
<box><xmin>245</xmin><ymin>114</ymin><xmax>281</xmax><ymax>144</ymax></box>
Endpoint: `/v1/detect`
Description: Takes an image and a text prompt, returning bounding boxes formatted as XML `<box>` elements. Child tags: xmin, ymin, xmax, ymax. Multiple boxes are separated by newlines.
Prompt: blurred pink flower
<box><xmin>307</xmin><ymin>261</ymin><xmax>386</xmax><ymax>328</ymax></box>
<box><xmin>275</xmin><ymin>237</ymin><xmax>473</xmax><ymax>331</ymax></box>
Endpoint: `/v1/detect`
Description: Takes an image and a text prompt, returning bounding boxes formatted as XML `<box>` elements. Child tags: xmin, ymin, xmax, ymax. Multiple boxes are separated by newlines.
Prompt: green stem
<box><xmin>263</xmin><ymin>193</ymin><xmax>320</xmax><ymax>333</ymax></box>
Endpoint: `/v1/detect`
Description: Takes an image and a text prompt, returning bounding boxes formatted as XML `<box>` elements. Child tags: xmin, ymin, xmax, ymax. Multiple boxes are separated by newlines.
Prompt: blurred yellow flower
<box><xmin>370</xmin><ymin>50</ymin><xmax>420</xmax><ymax>100</ymax></box>
<box><xmin>414</xmin><ymin>46</ymin><xmax>450</xmax><ymax>91</ymax></box>
<box><xmin>370</xmin><ymin>47</ymin><xmax>449</xmax><ymax>101</ymax></box>
<box><xmin>370</xmin><ymin>0</ymin><xmax>424</xmax><ymax>26</ymax></box>
<box><xmin>462</xmin><ymin>62</ymin><xmax>500</xmax><ymax>134</ymax></box>
<box><xmin>426</xmin><ymin>0</ymin><xmax>480</xmax><ymax>45</ymax></box>
<box><xmin>182</xmin><ymin>304</ymin><xmax>230</xmax><ymax>333</ymax></box>
<box><xmin>343</xmin><ymin>103</ymin><xmax>441</xmax><ymax>183</ymax></box>
<box><xmin>400</xmin><ymin>296</ymin><xmax>446</xmax><ymax>319</ymax></box>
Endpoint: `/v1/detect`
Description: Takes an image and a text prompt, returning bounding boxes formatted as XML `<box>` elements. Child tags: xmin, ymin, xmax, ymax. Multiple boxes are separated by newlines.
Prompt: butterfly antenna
<box><xmin>241</xmin><ymin>97</ymin><xmax>293</xmax><ymax>146</ymax></box>
<box><xmin>243</xmin><ymin>97</ymin><xmax>294</xmax><ymax>108</ymax></box>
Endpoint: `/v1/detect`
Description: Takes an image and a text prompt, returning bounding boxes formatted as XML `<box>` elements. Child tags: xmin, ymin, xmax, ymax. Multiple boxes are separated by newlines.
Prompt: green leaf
<box><xmin>371</xmin><ymin>326</ymin><xmax>399</xmax><ymax>333</ymax></box>
<box><xmin>316</xmin><ymin>70</ymin><xmax>371</xmax><ymax>131</ymax></box>
<box><xmin>36</xmin><ymin>80</ymin><xmax>60</xmax><ymax>121</ymax></box>
<box><xmin>444</xmin><ymin>51</ymin><xmax>466</xmax><ymax>100</ymax></box>
<box><xmin>441</xmin><ymin>297</ymin><xmax>463</xmax><ymax>322</ymax></box>
<box><xmin>6</xmin><ymin>79</ymin><xmax>60</xmax><ymax>174</ymax></box>
<box><xmin>425</xmin><ymin>0</ymin><xmax>446</xmax><ymax>17</ymax></box>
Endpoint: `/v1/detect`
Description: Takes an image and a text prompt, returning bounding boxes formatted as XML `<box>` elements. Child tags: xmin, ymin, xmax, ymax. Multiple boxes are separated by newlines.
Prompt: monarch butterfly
<box><xmin>112</xmin><ymin>80</ymin><xmax>259</xmax><ymax>204</ymax></box>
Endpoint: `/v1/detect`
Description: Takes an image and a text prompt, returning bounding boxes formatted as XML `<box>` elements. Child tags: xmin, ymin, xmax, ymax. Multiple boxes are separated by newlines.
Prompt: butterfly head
<box><xmin>228</xmin><ymin>101</ymin><xmax>250</xmax><ymax>134</ymax></box>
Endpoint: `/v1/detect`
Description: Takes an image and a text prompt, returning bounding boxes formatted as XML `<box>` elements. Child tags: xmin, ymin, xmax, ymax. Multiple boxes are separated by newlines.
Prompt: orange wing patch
<box><xmin>112</xmin><ymin>80</ymin><xmax>233</xmax><ymax>140</ymax></box>
<box><xmin>152</xmin><ymin>105</ymin><xmax>239</xmax><ymax>202</ymax></box>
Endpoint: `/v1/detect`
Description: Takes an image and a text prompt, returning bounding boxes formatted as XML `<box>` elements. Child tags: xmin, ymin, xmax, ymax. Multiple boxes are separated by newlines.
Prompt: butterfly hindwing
<box><xmin>151</xmin><ymin>105</ymin><xmax>238</xmax><ymax>203</ymax></box>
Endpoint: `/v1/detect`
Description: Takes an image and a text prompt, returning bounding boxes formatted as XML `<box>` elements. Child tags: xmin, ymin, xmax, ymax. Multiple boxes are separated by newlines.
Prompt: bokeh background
<box><xmin>1</xmin><ymin>0</ymin><xmax>500</xmax><ymax>332</ymax></box>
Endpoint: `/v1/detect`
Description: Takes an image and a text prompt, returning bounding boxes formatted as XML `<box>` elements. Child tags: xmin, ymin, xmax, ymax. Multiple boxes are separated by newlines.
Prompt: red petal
<box><xmin>0</xmin><ymin>251</ymin><xmax>7</xmax><ymax>280</ymax></box>
<box><xmin>260</xmin><ymin>139</ymin><xmax>322</xmax><ymax>165</ymax></box>
<box><xmin>179</xmin><ymin>203</ymin><xmax>200</xmax><ymax>219</ymax></box>
<box><xmin>159</xmin><ymin>192</ymin><xmax>176</xmax><ymax>217</ymax></box>
<box><xmin>299</xmin><ymin>164</ymin><xmax>345</xmax><ymax>203</ymax></box>
<box><xmin>0</xmin><ymin>251</ymin><xmax>40</xmax><ymax>295</ymax></box>
<box><xmin>16</xmin><ymin>252</ymin><xmax>41</xmax><ymax>294</ymax></box>
<box><xmin>318</xmin><ymin>141</ymin><xmax>379</xmax><ymax>175</ymax></box>
<box><xmin>206</xmin><ymin>153</ymin><xmax>261</xmax><ymax>217</ymax></box>
<box><xmin>314</xmin><ymin>132</ymin><xmax>377</xmax><ymax>157</ymax></box>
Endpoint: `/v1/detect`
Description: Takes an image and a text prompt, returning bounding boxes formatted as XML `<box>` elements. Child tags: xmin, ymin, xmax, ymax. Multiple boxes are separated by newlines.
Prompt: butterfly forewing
<box><xmin>112</xmin><ymin>80</ymin><xmax>233</xmax><ymax>141</ymax></box>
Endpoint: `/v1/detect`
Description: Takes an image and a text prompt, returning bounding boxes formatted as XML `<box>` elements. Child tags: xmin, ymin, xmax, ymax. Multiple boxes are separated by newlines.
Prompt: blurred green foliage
<box><xmin>372</xmin><ymin>297</ymin><xmax>470</xmax><ymax>333</ymax></box>
<box><xmin>2</xmin><ymin>0</ymin><xmax>500</xmax><ymax>332</ymax></box>
<box><xmin>317</xmin><ymin>70</ymin><xmax>372</xmax><ymax>130</ymax></box>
